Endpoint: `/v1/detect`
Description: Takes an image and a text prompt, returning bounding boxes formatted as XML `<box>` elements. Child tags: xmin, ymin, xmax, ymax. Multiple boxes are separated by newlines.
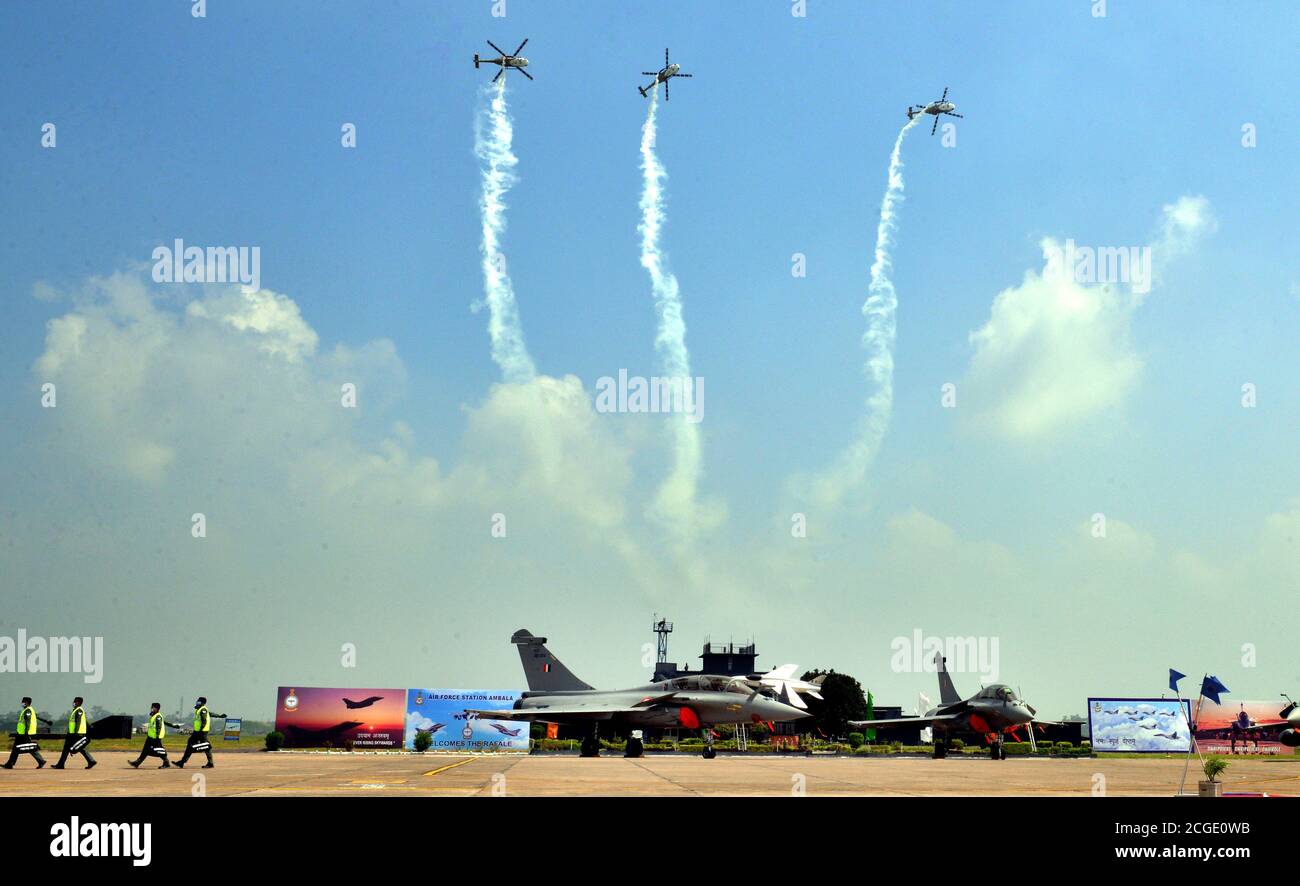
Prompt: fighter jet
<box><xmin>282</xmin><ymin>721</ymin><xmax>364</xmax><ymax>748</ymax></box>
<box><xmin>465</xmin><ymin>629</ymin><xmax>808</xmax><ymax>758</ymax></box>
<box><xmin>1238</xmin><ymin>694</ymin><xmax>1300</xmax><ymax>747</ymax></box>
<box><xmin>741</xmin><ymin>665</ymin><xmax>825</xmax><ymax>710</ymax></box>
<box><xmin>487</xmin><ymin>722</ymin><xmax>523</xmax><ymax>738</ymax></box>
<box><xmin>907</xmin><ymin>87</ymin><xmax>963</xmax><ymax>135</ymax></box>
<box><xmin>850</xmin><ymin>652</ymin><xmax>1052</xmax><ymax>759</ymax></box>
<box><xmin>342</xmin><ymin>696</ymin><xmax>384</xmax><ymax>709</ymax></box>
<box><xmin>639</xmin><ymin>48</ymin><xmax>692</xmax><ymax>100</ymax></box>
<box><xmin>474</xmin><ymin>38</ymin><xmax>532</xmax><ymax>82</ymax></box>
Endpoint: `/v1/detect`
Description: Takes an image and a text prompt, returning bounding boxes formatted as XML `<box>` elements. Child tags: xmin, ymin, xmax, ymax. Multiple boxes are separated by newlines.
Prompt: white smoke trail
<box><xmin>808</xmin><ymin>115</ymin><xmax>921</xmax><ymax>507</ymax></box>
<box><xmin>474</xmin><ymin>78</ymin><xmax>536</xmax><ymax>383</ymax></box>
<box><xmin>638</xmin><ymin>88</ymin><xmax>707</xmax><ymax>532</ymax></box>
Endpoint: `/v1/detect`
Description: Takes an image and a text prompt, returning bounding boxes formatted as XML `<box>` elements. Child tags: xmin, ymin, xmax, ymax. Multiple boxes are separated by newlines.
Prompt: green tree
<box><xmin>799</xmin><ymin>669</ymin><xmax>868</xmax><ymax>739</ymax></box>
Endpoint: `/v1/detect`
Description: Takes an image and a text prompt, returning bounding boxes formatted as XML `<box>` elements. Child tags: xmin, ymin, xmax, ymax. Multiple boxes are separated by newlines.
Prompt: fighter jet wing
<box><xmin>463</xmin><ymin>691</ymin><xmax>686</xmax><ymax>723</ymax></box>
<box><xmin>848</xmin><ymin>714</ymin><xmax>965</xmax><ymax>729</ymax></box>
<box><xmin>1240</xmin><ymin>721</ymin><xmax>1288</xmax><ymax>732</ymax></box>
<box><xmin>464</xmin><ymin>706</ymin><xmax>617</xmax><ymax>721</ymax></box>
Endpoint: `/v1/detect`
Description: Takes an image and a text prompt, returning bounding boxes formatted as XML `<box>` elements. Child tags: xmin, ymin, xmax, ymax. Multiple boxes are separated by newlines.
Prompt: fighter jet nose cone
<box><xmin>771</xmin><ymin>701</ymin><xmax>807</xmax><ymax>721</ymax></box>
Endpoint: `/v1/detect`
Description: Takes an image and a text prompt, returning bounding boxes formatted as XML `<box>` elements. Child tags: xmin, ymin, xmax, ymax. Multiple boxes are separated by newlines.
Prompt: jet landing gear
<box><xmin>624</xmin><ymin>730</ymin><xmax>644</xmax><ymax>758</ymax></box>
<box><xmin>580</xmin><ymin>730</ymin><xmax>601</xmax><ymax>758</ymax></box>
<box><xmin>702</xmin><ymin>729</ymin><xmax>717</xmax><ymax>759</ymax></box>
<box><xmin>989</xmin><ymin>736</ymin><xmax>1007</xmax><ymax>760</ymax></box>
<box><xmin>932</xmin><ymin>739</ymin><xmax>950</xmax><ymax>759</ymax></box>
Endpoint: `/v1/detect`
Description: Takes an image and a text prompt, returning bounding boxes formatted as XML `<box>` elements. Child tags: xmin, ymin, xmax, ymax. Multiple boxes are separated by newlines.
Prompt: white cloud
<box><xmin>456</xmin><ymin>375</ymin><xmax>634</xmax><ymax>531</ymax></box>
<box><xmin>31</xmin><ymin>275</ymin><xmax>648</xmax><ymax>526</ymax></box>
<box><xmin>1156</xmin><ymin>194</ymin><xmax>1215</xmax><ymax>258</ymax></box>
<box><xmin>962</xmin><ymin>242</ymin><xmax>1144</xmax><ymax>441</ymax></box>
<box><xmin>1149</xmin><ymin>194</ymin><xmax>1216</xmax><ymax>294</ymax></box>
<box><xmin>960</xmin><ymin>196</ymin><xmax>1213</xmax><ymax>442</ymax></box>
<box><xmin>186</xmin><ymin>288</ymin><xmax>319</xmax><ymax>362</ymax></box>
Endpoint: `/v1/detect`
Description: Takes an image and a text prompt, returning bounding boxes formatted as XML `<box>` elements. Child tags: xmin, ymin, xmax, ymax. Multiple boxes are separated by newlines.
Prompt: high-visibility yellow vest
<box><xmin>68</xmin><ymin>706</ymin><xmax>87</xmax><ymax>735</ymax></box>
<box><xmin>193</xmin><ymin>705</ymin><xmax>210</xmax><ymax>732</ymax></box>
<box><xmin>16</xmin><ymin>705</ymin><xmax>35</xmax><ymax>735</ymax></box>
<box><xmin>147</xmin><ymin>713</ymin><xmax>165</xmax><ymax>739</ymax></box>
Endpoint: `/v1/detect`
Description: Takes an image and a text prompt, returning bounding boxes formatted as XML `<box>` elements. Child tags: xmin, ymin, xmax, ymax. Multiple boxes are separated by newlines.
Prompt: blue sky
<box><xmin>1</xmin><ymin>1</ymin><xmax>1297</xmax><ymax>719</ymax></box>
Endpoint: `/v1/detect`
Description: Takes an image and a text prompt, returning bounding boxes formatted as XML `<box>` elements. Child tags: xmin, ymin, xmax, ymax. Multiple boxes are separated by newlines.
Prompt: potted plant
<box><xmin>1199</xmin><ymin>755</ymin><xmax>1228</xmax><ymax>797</ymax></box>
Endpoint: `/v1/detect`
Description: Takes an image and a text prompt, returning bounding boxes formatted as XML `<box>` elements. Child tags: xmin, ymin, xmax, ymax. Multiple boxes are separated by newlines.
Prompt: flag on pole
<box><xmin>1199</xmin><ymin>675</ymin><xmax>1229</xmax><ymax>705</ymax></box>
<box><xmin>864</xmin><ymin>691</ymin><xmax>876</xmax><ymax>742</ymax></box>
<box><xmin>1169</xmin><ymin>669</ymin><xmax>1186</xmax><ymax>693</ymax></box>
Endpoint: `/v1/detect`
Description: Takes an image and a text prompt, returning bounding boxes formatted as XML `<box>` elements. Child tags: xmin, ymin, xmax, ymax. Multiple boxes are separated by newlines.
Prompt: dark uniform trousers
<box><xmin>178</xmin><ymin>731</ymin><xmax>213</xmax><ymax>766</ymax></box>
<box><xmin>3</xmin><ymin>738</ymin><xmax>45</xmax><ymax>767</ymax></box>
<box><xmin>56</xmin><ymin>733</ymin><xmax>96</xmax><ymax>767</ymax></box>
<box><xmin>132</xmin><ymin>737</ymin><xmax>169</xmax><ymax>766</ymax></box>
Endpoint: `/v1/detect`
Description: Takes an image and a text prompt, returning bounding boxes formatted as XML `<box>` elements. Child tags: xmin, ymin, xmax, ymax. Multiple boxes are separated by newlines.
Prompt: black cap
<box><xmin>197</xmin><ymin>696</ymin><xmax>207</xmax><ymax>705</ymax></box>
<box><xmin>150</xmin><ymin>701</ymin><xmax>160</xmax><ymax>709</ymax></box>
<box><xmin>21</xmin><ymin>697</ymin><xmax>31</xmax><ymax>705</ymax></box>
<box><xmin>73</xmin><ymin>697</ymin><xmax>83</xmax><ymax>705</ymax></box>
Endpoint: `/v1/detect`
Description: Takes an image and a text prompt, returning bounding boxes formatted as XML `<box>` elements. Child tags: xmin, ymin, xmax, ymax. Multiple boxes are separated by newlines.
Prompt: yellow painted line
<box><xmin>423</xmin><ymin>757</ymin><xmax>476</xmax><ymax>777</ymax></box>
<box><xmin>350</xmin><ymin>779</ymin><xmax>407</xmax><ymax>785</ymax></box>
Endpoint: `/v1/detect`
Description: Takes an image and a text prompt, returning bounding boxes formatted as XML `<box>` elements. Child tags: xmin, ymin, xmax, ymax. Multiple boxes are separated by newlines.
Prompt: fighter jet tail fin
<box><xmin>511</xmin><ymin>629</ymin><xmax>595</xmax><ymax>692</ymax></box>
<box><xmin>935</xmin><ymin>653</ymin><xmax>961</xmax><ymax>705</ymax></box>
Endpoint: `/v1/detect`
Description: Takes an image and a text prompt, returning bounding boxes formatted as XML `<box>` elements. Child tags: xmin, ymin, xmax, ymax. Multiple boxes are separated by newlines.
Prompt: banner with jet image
<box><xmin>404</xmin><ymin>689</ymin><xmax>527</xmax><ymax>751</ymax></box>
<box><xmin>1088</xmin><ymin>698</ymin><xmax>1193</xmax><ymax>753</ymax></box>
<box><xmin>1192</xmin><ymin>698</ymin><xmax>1292</xmax><ymax>755</ymax></box>
<box><xmin>274</xmin><ymin>687</ymin><xmax>406</xmax><ymax>749</ymax></box>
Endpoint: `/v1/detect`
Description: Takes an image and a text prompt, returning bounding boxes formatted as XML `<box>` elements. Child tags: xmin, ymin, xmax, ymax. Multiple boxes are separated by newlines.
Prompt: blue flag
<box><xmin>1169</xmin><ymin>669</ymin><xmax>1186</xmax><ymax>694</ymax></box>
<box><xmin>1200</xmin><ymin>675</ymin><xmax>1229</xmax><ymax>705</ymax></box>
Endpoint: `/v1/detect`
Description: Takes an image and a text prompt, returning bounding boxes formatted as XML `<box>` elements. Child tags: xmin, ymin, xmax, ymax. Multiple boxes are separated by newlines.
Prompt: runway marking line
<box><xmin>424</xmin><ymin>757</ymin><xmax>475</xmax><ymax>777</ymax></box>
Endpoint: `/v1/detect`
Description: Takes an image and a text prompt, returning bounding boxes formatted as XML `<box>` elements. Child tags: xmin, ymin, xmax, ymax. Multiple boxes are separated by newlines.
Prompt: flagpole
<box><xmin>1177</xmin><ymin>676</ymin><xmax>1208</xmax><ymax>797</ymax></box>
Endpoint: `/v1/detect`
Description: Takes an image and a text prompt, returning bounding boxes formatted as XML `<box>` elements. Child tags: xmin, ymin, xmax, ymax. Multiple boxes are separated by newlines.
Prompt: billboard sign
<box><xmin>404</xmin><ymin>689</ymin><xmax>528</xmax><ymax>751</ymax></box>
<box><xmin>1088</xmin><ymin>697</ymin><xmax>1192</xmax><ymax>753</ymax></box>
<box><xmin>1192</xmin><ymin>698</ymin><xmax>1292</xmax><ymax>755</ymax></box>
<box><xmin>274</xmin><ymin>687</ymin><xmax>406</xmax><ymax>749</ymax></box>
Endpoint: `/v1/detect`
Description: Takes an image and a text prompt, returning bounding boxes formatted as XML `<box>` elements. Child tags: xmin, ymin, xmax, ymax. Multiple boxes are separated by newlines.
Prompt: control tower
<box><xmin>651</xmin><ymin>616</ymin><xmax>758</xmax><ymax>681</ymax></box>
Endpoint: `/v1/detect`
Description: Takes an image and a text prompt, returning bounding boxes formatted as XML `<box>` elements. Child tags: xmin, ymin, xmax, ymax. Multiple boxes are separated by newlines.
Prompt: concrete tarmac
<box><xmin>1</xmin><ymin>752</ymin><xmax>1297</xmax><ymax>796</ymax></box>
